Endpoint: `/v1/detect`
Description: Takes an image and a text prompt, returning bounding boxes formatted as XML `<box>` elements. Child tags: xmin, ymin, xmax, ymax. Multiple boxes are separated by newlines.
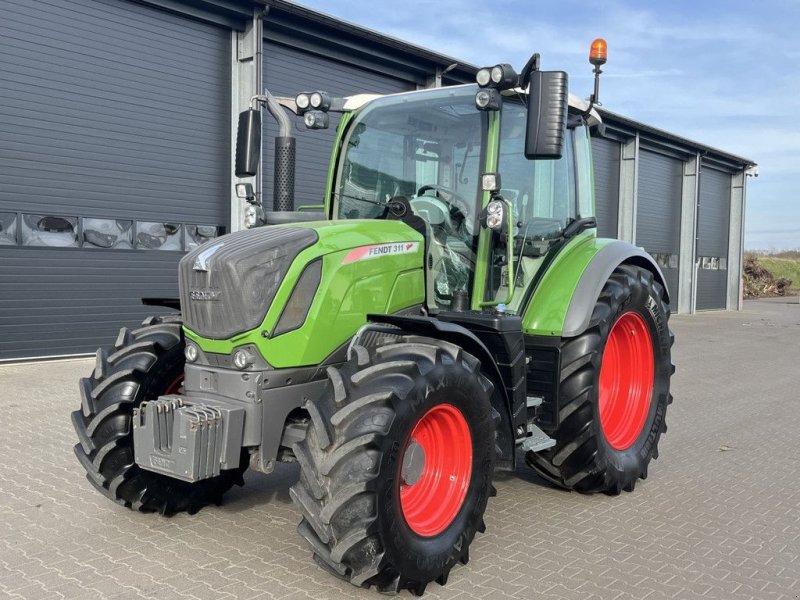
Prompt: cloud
<box><xmin>296</xmin><ymin>0</ymin><xmax>800</xmax><ymax>248</ymax></box>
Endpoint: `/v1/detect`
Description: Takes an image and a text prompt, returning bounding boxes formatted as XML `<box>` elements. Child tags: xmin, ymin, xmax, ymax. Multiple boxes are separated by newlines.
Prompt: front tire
<box><xmin>71</xmin><ymin>315</ymin><xmax>247</xmax><ymax>515</ymax></box>
<box><xmin>290</xmin><ymin>338</ymin><xmax>497</xmax><ymax>595</ymax></box>
<box><xmin>526</xmin><ymin>265</ymin><xmax>674</xmax><ymax>494</ymax></box>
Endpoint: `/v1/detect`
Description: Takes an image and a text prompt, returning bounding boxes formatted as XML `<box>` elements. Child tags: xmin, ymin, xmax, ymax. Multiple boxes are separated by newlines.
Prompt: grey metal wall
<box><xmin>636</xmin><ymin>150</ymin><xmax>682</xmax><ymax>306</ymax></box>
<box><xmin>591</xmin><ymin>137</ymin><xmax>621</xmax><ymax>238</ymax></box>
<box><xmin>0</xmin><ymin>0</ymin><xmax>231</xmax><ymax>359</ymax></box>
<box><xmin>262</xmin><ymin>40</ymin><xmax>414</xmax><ymax>210</ymax></box>
<box><xmin>696</xmin><ymin>166</ymin><xmax>731</xmax><ymax>310</ymax></box>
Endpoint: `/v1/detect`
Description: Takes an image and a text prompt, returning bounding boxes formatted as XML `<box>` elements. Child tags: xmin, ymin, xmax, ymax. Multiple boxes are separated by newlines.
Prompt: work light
<box><xmin>309</xmin><ymin>91</ymin><xmax>331</xmax><ymax>111</ymax></box>
<box><xmin>295</xmin><ymin>92</ymin><xmax>311</xmax><ymax>112</ymax></box>
<box><xmin>304</xmin><ymin>110</ymin><xmax>330</xmax><ymax>129</ymax></box>
<box><xmin>485</xmin><ymin>200</ymin><xmax>504</xmax><ymax>230</ymax></box>
<box><xmin>476</xmin><ymin>67</ymin><xmax>492</xmax><ymax>87</ymax></box>
<box><xmin>476</xmin><ymin>64</ymin><xmax>518</xmax><ymax>89</ymax></box>
<box><xmin>481</xmin><ymin>173</ymin><xmax>501</xmax><ymax>193</ymax></box>
<box><xmin>475</xmin><ymin>88</ymin><xmax>502</xmax><ymax>111</ymax></box>
<box><xmin>490</xmin><ymin>63</ymin><xmax>517</xmax><ymax>89</ymax></box>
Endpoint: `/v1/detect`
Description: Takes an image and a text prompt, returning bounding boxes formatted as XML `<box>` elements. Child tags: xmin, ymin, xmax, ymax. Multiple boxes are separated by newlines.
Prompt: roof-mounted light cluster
<box><xmin>295</xmin><ymin>91</ymin><xmax>331</xmax><ymax>129</ymax></box>
<box><xmin>474</xmin><ymin>63</ymin><xmax>519</xmax><ymax>111</ymax></box>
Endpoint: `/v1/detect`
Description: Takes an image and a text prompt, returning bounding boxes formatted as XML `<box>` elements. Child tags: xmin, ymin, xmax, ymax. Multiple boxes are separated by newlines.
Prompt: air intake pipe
<box><xmin>263</xmin><ymin>90</ymin><xmax>296</xmax><ymax>212</ymax></box>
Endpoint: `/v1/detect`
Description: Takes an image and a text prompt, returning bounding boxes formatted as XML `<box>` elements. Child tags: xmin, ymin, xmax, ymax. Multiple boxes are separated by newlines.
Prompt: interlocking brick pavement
<box><xmin>1</xmin><ymin>299</ymin><xmax>798</xmax><ymax>599</ymax></box>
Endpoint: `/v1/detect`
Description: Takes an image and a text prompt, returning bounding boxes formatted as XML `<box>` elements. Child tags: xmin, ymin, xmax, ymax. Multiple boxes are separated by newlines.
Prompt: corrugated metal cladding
<box><xmin>0</xmin><ymin>0</ymin><xmax>231</xmax><ymax>360</ymax></box>
<box><xmin>636</xmin><ymin>150</ymin><xmax>682</xmax><ymax>308</ymax></box>
<box><xmin>591</xmin><ymin>137</ymin><xmax>621</xmax><ymax>238</ymax></box>
<box><xmin>696</xmin><ymin>166</ymin><xmax>731</xmax><ymax>310</ymax></box>
<box><xmin>262</xmin><ymin>41</ymin><xmax>414</xmax><ymax>209</ymax></box>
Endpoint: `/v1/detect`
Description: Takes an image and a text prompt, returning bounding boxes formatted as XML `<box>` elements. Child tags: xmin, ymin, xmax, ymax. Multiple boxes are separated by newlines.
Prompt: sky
<box><xmin>297</xmin><ymin>0</ymin><xmax>800</xmax><ymax>250</ymax></box>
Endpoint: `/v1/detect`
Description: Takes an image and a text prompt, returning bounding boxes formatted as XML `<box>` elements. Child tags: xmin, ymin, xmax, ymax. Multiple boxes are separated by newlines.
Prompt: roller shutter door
<box><xmin>0</xmin><ymin>0</ymin><xmax>230</xmax><ymax>360</ymax></box>
<box><xmin>591</xmin><ymin>137</ymin><xmax>620</xmax><ymax>238</ymax></box>
<box><xmin>262</xmin><ymin>41</ymin><xmax>414</xmax><ymax>210</ymax></box>
<box><xmin>636</xmin><ymin>150</ymin><xmax>682</xmax><ymax>307</ymax></box>
<box><xmin>696</xmin><ymin>167</ymin><xmax>731</xmax><ymax>310</ymax></box>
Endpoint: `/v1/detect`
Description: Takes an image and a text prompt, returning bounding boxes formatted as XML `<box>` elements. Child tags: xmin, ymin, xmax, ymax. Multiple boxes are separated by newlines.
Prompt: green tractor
<box><xmin>72</xmin><ymin>42</ymin><xmax>673</xmax><ymax>595</ymax></box>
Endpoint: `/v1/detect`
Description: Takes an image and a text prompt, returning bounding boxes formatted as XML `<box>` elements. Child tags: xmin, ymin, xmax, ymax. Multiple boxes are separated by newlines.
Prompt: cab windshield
<box><xmin>335</xmin><ymin>86</ymin><xmax>486</xmax><ymax>230</ymax></box>
<box><xmin>334</xmin><ymin>86</ymin><xmax>583</xmax><ymax>310</ymax></box>
<box><xmin>334</xmin><ymin>86</ymin><xmax>486</xmax><ymax>308</ymax></box>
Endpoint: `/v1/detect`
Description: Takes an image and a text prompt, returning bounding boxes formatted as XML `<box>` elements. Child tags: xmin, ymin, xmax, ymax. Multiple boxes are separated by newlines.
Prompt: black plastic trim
<box><xmin>141</xmin><ymin>297</ymin><xmax>181</xmax><ymax>310</ymax></box>
<box><xmin>366</xmin><ymin>312</ymin><xmax>520</xmax><ymax>470</ymax></box>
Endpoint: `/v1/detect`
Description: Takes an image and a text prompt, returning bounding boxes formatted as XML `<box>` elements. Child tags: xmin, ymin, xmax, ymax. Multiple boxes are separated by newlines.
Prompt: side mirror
<box><xmin>235</xmin><ymin>109</ymin><xmax>261</xmax><ymax>177</ymax></box>
<box><xmin>525</xmin><ymin>70</ymin><xmax>568</xmax><ymax>159</ymax></box>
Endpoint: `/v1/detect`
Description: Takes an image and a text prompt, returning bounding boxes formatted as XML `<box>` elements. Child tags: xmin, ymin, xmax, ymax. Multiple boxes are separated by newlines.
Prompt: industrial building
<box><xmin>0</xmin><ymin>0</ymin><xmax>755</xmax><ymax>360</ymax></box>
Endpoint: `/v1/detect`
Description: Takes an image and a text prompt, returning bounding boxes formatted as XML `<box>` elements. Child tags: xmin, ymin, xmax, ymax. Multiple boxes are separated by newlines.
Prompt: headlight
<box><xmin>273</xmin><ymin>259</ymin><xmax>323</xmax><ymax>337</ymax></box>
<box><xmin>233</xmin><ymin>349</ymin><xmax>252</xmax><ymax>369</ymax></box>
<box><xmin>184</xmin><ymin>343</ymin><xmax>198</xmax><ymax>362</ymax></box>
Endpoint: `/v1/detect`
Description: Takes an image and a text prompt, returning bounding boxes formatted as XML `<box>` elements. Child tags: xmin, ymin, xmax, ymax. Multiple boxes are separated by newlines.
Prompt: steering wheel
<box><xmin>415</xmin><ymin>184</ymin><xmax>472</xmax><ymax>227</ymax></box>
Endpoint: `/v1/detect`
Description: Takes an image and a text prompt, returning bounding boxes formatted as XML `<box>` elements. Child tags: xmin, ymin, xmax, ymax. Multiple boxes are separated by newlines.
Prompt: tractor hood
<box><xmin>179</xmin><ymin>226</ymin><xmax>318</xmax><ymax>340</ymax></box>
<box><xmin>179</xmin><ymin>220</ymin><xmax>426</xmax><ymax>362</ymax></box>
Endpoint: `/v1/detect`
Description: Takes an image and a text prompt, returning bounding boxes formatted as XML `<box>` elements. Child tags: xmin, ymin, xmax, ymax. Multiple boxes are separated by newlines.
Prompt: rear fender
<box><xmin>562</xmin><ymin>242</ymin><xmax>669</xmax><ymax>337</ymax></box>
<box><xmin>522</xmin><ymin>234</ymin><xmax>669</xmax><ymax>337</ymax></box>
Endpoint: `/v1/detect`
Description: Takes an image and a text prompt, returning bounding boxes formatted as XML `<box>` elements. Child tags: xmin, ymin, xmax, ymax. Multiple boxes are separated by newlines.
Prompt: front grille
<box><xmin>179</xmin><ymin>226</ymin><xmax>318</xmax><ymax>339</ymax></box>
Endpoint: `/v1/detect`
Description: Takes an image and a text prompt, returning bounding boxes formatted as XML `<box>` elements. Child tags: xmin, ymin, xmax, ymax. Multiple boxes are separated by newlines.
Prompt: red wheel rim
<box><xmin>599</xmin><ymin>311</ymin><xmax>654</xmax><ymax>451</ymax></box>
<box><xmin>164</xmin><ymin>374</ymin><xmax>184</xmax><ymax>395</ymax></box>
<box><xmin>399</xmin><ymin>404</ymin><xmax>472</xmax><ymax>537</ymax></box>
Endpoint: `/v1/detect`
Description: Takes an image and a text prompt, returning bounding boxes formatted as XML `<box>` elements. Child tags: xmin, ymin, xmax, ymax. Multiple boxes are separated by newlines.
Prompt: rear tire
<box><xmin>291</xmin><ymin>338</ymin><xmax>497</xmax><ymax>595</ymax></box>
<box><xmin>71</xmin><ymin>315</ymin><xmax>246</xmax><ymax>515</ymax></box>
<box><xmin>526</xmin><ymin>265</ymin><xmax>674</xmax><ymax>494</ymax></box>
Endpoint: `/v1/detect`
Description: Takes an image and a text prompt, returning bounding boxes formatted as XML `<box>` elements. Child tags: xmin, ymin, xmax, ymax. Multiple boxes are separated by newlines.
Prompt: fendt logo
<box><xmin>190</xmin><ymin>288</ymin><xmax>222</xmax><ymax>301</ymax></box>
<box><xmin>193</xmin><ymin>242</ymin><xmax>224</xmax><ymax>272</ymax></box>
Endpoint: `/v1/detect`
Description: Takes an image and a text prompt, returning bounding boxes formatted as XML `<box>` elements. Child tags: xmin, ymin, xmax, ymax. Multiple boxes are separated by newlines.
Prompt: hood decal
<box><xmin>342</xmin><ymin>242</ymin><xmax>420</xmax><ymax>265</ymax></box>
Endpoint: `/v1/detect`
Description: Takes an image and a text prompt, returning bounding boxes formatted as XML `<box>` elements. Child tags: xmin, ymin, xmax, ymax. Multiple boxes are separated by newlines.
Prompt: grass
<box><xmin>758</xmin><ymin>256</ymin><xmax>800</xmax><ymax>286</ymax></box>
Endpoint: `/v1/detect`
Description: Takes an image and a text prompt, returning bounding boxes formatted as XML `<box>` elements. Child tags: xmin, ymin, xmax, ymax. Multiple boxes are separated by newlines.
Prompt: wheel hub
<box><xmin>399</xmin><ymin>404</ymin><xmax>472</xmax><ymax>537</ymax></box>
<box><xmin>400</xmin><ymin>439</ymin><xmax>426</xmax><ymax>486</ymax></box>
<box><xmin>598</xmin><ymin>311</ymin><xmax>655</xmax><ymax>450</ymax></box>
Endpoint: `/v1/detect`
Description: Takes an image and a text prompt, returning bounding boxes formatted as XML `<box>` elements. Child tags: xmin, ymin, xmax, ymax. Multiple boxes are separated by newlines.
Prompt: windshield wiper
<box><xmin>333</xmin><ymin>192</ymin><xmax>386</xmax><ymax>208</ymax></box>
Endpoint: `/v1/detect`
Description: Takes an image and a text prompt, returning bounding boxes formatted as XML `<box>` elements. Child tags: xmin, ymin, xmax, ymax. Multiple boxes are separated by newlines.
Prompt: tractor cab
<box><xmin>328</xmin><ymin>84</ymin><xmax>598</xmax><ymax>314</ymax></box>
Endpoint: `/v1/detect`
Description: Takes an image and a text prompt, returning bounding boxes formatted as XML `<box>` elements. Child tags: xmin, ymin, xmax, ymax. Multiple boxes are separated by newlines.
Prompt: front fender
<box><xmin>522</xmin><ymin>233</ymin><xmax>669</xmax><ymax>337</ymax></box>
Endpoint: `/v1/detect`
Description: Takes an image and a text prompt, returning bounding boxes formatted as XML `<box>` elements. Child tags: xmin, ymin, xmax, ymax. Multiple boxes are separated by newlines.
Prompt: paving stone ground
<box><xmin>1</xmin><ymin>299</ymin><xmax>799</xmax><ymax>600</ymax></box>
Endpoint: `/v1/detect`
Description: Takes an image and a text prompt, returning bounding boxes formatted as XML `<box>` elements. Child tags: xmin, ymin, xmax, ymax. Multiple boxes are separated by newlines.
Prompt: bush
<box><xmin>743</xmin><ymin>254</ymin><xmax>793</xmax><ymax>298</ymax></box>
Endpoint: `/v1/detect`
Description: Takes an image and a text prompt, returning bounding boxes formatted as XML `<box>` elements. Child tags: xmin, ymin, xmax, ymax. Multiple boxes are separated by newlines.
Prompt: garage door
<box><xmin>262</xmin><ymin>41</ymin><xmax>415</xmax><ymax>210</ymax></box>
<box><xmin>636</xmin><ymin>150</ymin><xmax>682</xmax><ymax>307</ymax></box>
<box><xmin>0</xmin><ymin>0</ymin><xmax>231</xmax><ymax>360</ymax></box>
<box><xmin>696</xmin><ymin>166</ymin><xmax>731</xmax><ymax>310</ymax></box>
<box><xmin>591</xmin><ymin>137</ymin><xmax>620</xmax><ymax>238</ymax></box>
